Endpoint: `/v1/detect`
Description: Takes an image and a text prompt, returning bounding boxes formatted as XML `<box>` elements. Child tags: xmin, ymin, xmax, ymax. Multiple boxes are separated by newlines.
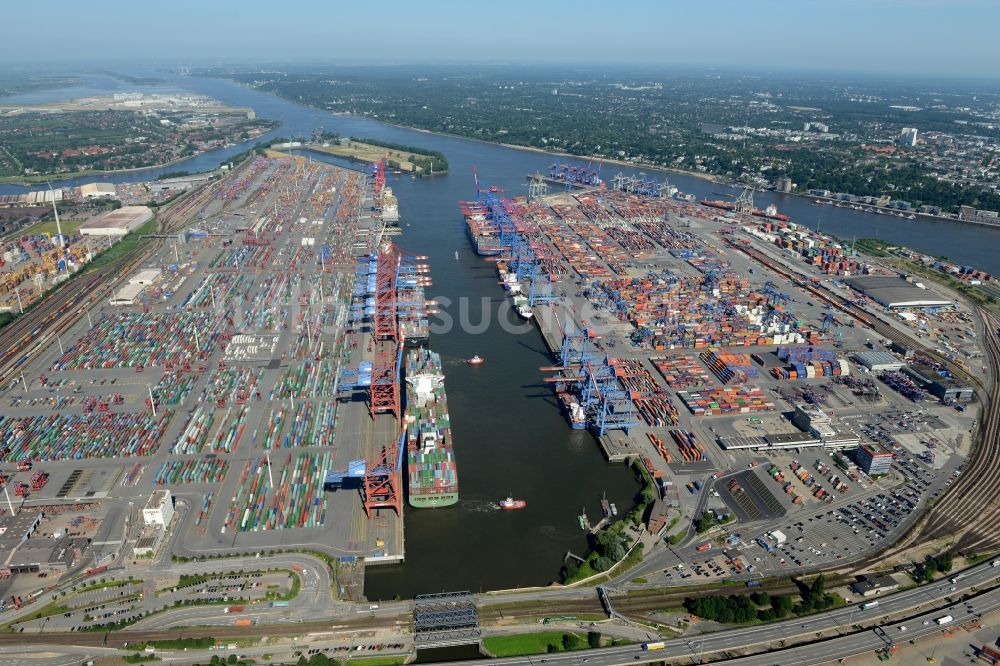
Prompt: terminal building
<box><xmin>135</xmin><ymin>490</ymin><xmax>175</xmax><ymax>558</ymax></box>
<box><xmin>853</xmin><ymin>444</ymin><xmax>895</xmax><ymax>476</ymax></box>
<box><xmin>791</xmin><ymin>404</ymin><xmax>835</xmax><ymax>439</ymax></box>
<box><xmin>719</xmin><ymin>403</ymin><xmax>859</xmax><ymax>451</ymax></box>
<box><xmin>79</xmin><ymin>206</ymin><xmax>153</xmax><ymax>237</ymax></box>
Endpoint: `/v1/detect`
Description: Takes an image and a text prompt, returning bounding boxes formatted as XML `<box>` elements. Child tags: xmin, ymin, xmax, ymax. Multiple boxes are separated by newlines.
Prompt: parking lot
<box><xmin>9</xmin><ymin>570</ymin><xmax>294</xmax><ymax>632</ymax></box>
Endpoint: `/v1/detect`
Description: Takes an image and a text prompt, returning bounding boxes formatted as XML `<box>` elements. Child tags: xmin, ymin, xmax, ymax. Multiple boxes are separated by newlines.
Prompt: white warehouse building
<box><xmin>79</xmin><ymin>206</ymin><xmax>153</xmax><ymax>237</ymax></box>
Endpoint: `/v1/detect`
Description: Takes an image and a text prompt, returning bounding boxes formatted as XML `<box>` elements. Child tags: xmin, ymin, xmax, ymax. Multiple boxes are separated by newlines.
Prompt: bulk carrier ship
<box><xmin>404</xmin><ymin>348</ymin><xmax>458</xmax><ymax>508</ymax></box>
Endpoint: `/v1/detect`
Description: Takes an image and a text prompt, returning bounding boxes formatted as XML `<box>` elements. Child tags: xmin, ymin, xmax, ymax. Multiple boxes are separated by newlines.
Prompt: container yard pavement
<box><xmin>487</xmin><ymin>184</ymin><xmax>982</xmax><ymax>585</ymax></box>
<box><xmin>0</xmin><ymin>154</ymin><xmax>402</xmax><ymax>602</ymax></box>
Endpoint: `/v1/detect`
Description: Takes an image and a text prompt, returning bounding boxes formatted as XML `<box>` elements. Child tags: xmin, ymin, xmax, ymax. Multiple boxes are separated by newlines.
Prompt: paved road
<box><xmin>427</xmin><ymin>561</ymin><xmax>1000</xmax><ymax>666</ymax></box>
<box><xmin>3</xmin><ymin>562</ymin><xmax>998</xmax><ymax>665</ymax></box>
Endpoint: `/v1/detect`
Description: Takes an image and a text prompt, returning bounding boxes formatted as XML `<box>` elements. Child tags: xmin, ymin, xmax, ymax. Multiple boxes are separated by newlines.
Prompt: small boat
<box><xmin>610</xmin><ymin>502</ymin><xmax>618</xmax><ymax>517</ymax></box>
<box><xmin>498</xmin><ymin>496</ymin><xmax>526</xmax><ymax>510</ymax></box>
<box><xmin>454</xmin><ymin>251</ymin><xmax>459</xmax><ymax>260</ymax></box>
<box><xmin>467</xmin><ymin>355</ymin><xmax>485</xmax><ymax>365</ymax></box>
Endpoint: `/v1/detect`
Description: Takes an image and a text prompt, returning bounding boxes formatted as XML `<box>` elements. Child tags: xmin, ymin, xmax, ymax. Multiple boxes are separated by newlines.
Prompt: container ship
<box><xmin>399</xmin><ymin>284</ymin><xmax>430</xmax><ymax>347</ymax></box>
<box><xmin>405</xmin><ymin>348</ymin><xmax>458</xmax><ymax>508</ymax></box>
<box><xmin>510</xmin><ymin>293</ymin><xmax>533</xmax><ymax>320</ymax></box>
<box><xmin>498</xmin><ymin>264</ymin><xmax>522</xmax><ymax>294</ymax></box>
<box><xmin>546</xmin><ymin>162</ymin><xmax>604</xmax><ymax>188</ymax></box>
<box><xmin>558</xmin><ymin>392</ymin><xmax>587</xmax><ymax>429</ymax></box>
<box><xmin>700</xmin><ymin>199</ymin><xmax>791</xmax><ymax>223</ymax></box>
<box><xmin>460</xmin><ymin>206</ymin><xmax>503</xmax><ymax>257</ymax></box>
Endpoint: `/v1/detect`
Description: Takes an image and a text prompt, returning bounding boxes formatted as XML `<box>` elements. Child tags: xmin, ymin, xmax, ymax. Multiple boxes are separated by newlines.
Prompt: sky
<box><xmin>3</xmin><ymin>0</ymin><xmax>1000</xmax><ymax>78</ymax></box>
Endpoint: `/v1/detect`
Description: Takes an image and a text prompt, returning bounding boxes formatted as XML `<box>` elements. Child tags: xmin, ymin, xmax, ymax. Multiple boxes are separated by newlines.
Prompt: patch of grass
<box><xmin>74</xmin><ymin>578</ymin><xmax>135</xmax><ymax>594</ymax></box>
<box><xmin>3</xmin><ymin>218</ymin><xmax>83</xmax><ymax>241</ymax></box>
<box><xmin>177</xmin><ymin>573</ymin><xmax>210</xmax><ymax>588</ymax></box>
<box><xmin>5</xmin><ymin>600</ymin><xmax>69</xmax><ymax>626</ymax></box>
<box><xmin>274</xmin><ymin>572</ymin><xmax>301</xmax><ymax>601</ymax></box>
<box><xmin>349</xmin><ymin>657</ymin><xmax>407</xmax><ymax>666</ymax></box>
<box><xmin>82</xmin><ymin>215</ymin><xmax>157</xmax><ymax>274</ymax></box>
<box><xmin>0</xmin><ymin>169</ymin><xmax>102</xmax><ymax>185</ymax></box>
<box><xmin>483</xmin><ymin>631</ymin><xmax>585</xmax><ymax>657</ymax></box>
<box><xmin>854</xmin><ymin>238</ymin><xmax>891</xmax><ymax>257</ymax></box>
<box><xmin>123</xmin><ymin>654</ymin><xmax>160</xmax><ymax>663</ymax></box>
<box><xmin>631</xmin><ymin>577</ymin><xmax>648</xmax><ymax>584</ymax></box>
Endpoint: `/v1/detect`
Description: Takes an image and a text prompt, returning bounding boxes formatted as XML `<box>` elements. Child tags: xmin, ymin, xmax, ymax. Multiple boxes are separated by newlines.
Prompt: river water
<box><xmin>3</xmin><ymin>73</ymin><xmax>998</xmax><ymax>598</ymax></box>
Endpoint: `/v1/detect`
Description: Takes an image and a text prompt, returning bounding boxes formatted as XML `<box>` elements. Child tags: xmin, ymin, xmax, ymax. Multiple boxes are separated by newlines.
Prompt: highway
<box><xmin>3</xmin><ymin>558</ymin><xmax>996</xmax><ymax>665</ymax></box>
<box><xmin>421</xmin><ymin>561</ymin><xmax>1000</xmax><ymax>666</ymax></box>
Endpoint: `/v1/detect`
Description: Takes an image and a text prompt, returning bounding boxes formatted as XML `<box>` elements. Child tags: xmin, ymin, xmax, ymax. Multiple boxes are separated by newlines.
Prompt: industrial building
<box><xmin>646</xmin><ymin>498</ymin><xmax>670</xmax><ymax>534</ymax></box>
<box><xmin>0</xmin><ymin>536</ymin><xmax>89</xmax><ymax>575</ymax></box>
<box><xmin>851</xmin><ymin>572</ymin><xmax>900</xmax><ymax>597</ymax></box>
<box><xmin>128</xmin><ymin>268</ymin><xmax>161</xmax><ymax>285</ymax></box>
<box><xmin>844</xmin><ymin>276</ymin><xmax>952</xmax><ymax>309</ymax></box>
<box><xmin>766</xmin><ymin>530</ymin><xmax>787</xmax><ymax>546</ymax></box>
<box><xmin>79</xmin><ymin>206</ymin><xmax>153</xmax><ymax>237</ymax></box>
<box><xmin>792</xmin><ymin>404</ymin><xmax>835</xmax><ymax>439</ymax></box>
<box><xmin>718</xmin><ymin>430</ymin><xmax>859</xmax><ymax>451</ymax></box>
<box><xmin>79</xmin><ymin>183</ymin><xmax>117</xmax><ymax>199</ymax></box>
<box><xmin>148</xmin><ymin>174</ymin><xmax>213</xmax><ymax>193</ymax></box>
<box><xmin>903</xmin><ymin>365</ymin><xmax>974</xmax><ymax>403</ymax></box>
<box><xmin>853</xmin><ymin>444</ymin><xmax>895</xmax><ymax>475</ymax></box>
<box><xmin>853</xmin><ymin>351</ymin><xmax>906</xmax><ymax>373</ymax></box>
<box><xmin>0</xmin><ymin>512</ymin><xmax>42</xmax><ymax>543</ymax></box>
<box><xmin>109</xmin><ymin>283</ymin><xmax>146</xmax><ymax>306</ymax></box>
<box><xmin>142</xmin><ymin>489</ymin><xmax>174</xmax><ymax>528</ymax></box>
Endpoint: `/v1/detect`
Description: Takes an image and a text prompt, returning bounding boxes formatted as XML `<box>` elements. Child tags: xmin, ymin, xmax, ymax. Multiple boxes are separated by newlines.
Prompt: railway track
<box><xmin>728</xmin><ymin>238</ymin><xmax>1000</xmax><ymax>558</ymax></box>
<box><xmin>0</xmin><ymin>614</ymin><xmax>407</xmax><ymax>649</ymax></box>
<box><xmin>917</xmin><ymin>307</ymin><xmax>1000</xmax><ymax>552</ymax></box>
<box><xmin>0</xmin><ymin>166</ymin><xmax>236</xmax><ymax>388</ymax></box>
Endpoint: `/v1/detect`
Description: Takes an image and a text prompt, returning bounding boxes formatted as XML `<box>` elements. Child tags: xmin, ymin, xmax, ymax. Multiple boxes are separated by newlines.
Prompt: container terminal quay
<box><xmin>0</xmin><ymin>150</ymin><xmax>998</xmax><ymax>664</ymax></box>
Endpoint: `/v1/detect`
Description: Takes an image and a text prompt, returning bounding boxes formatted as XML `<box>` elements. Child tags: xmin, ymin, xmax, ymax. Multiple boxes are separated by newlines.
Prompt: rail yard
<box><xmin>0</xmin><ymin>155</ymin><xmax>996</xmax><ymax>665</ymax></box>
<box><xmin>463</xmin><ymin>173</ymin><xmax>996</xmax><ymax>583</ymax></box>
<box><xmin>0</xmin><ymin>153</ymin><xmax>435</xmax><ymax>614</ymax></box>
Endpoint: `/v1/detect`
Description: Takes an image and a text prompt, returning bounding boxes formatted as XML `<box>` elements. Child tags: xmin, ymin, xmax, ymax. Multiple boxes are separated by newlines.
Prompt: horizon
<box><xmin>1</xmin><ymin>0</ymin><xmax>999</xmax><ymax>80</ymax></box>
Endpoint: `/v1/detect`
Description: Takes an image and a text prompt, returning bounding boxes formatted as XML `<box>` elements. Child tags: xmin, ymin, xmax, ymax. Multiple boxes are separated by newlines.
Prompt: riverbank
<box><xmin>399</xmin><ymin>121</ymin><xmax>1000</xmax><ymax>230</ymax></box>
<box><xmin>396</xmin><ymin>123</ymin><xmax>722</xmax><ymax>185</ymax></box>
<box><xmin>0</xmin><ymin>151</ymin><xmax>218</xmax><ymax>187</ymax></box>
<box><xmin>804</xmin><ymin>194</ymin><xmax>1000</xmax><ymax>230</ymax></box>
<box><xmin>254</xmin><ymin>86</ymin><xmax>996</xmax><ymax>231</ymax></box>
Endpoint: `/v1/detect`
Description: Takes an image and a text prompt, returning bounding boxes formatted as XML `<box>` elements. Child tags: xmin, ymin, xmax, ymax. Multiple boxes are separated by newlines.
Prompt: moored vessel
<box><xmin>405</xmin><ymin>349</ymin><xmax>459</xmax><ymax>508</ymax></box>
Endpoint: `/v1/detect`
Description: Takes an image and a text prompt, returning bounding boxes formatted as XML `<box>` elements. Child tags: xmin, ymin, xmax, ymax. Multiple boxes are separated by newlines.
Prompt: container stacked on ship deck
<box><xmin>405</xmin><ymin>348</ymin><xmax>459</xmax><ymax>508</ymax></box>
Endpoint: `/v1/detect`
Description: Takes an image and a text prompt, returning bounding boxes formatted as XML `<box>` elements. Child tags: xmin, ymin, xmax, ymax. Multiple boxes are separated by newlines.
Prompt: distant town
<box><xmin>0</xmin><ymin>92</ymin><xmax>275</xmax><ymax>181</ymax></box>
<box><xmin>217</xmin><ymin>65</ymin><xmax>1000</xmax><ymax>220</ymax></box>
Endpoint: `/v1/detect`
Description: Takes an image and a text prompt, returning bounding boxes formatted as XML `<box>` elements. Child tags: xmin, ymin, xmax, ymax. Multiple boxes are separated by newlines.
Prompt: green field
<box><xmin>4</xmin><ymin>218</ymin><xmax>82</xmax><ymax>240</ymax></box>
<box><xmin>483</xmin><ymin>631</ymin><xmax>584</xmax><ymax>657</ymax></box>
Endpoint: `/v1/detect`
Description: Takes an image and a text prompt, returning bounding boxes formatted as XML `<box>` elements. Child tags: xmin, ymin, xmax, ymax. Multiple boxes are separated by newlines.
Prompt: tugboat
<box><xmin>467</xmin><ymin>355</ymin><xmax>485</xmax><ymax>365</ymax></box>
<box><xmin>498</xmin><ymin>496</ymin><xmax>527</xmax><ymax>510</ymax></box>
